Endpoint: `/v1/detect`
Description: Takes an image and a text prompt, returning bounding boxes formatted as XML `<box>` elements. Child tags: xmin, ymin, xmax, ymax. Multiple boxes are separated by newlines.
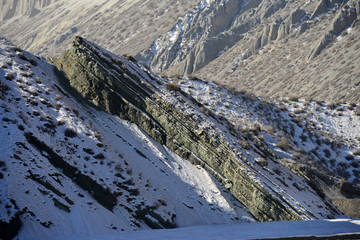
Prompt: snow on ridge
<box><xmin>159</xmin><ymin>77</ymin><xmax>338</xmax><ymax>220</ymax></box>
<box><xmin>178</xmin><ymin>77</ymin><xmax>360</xmax><ymax>185</ymax></box>
<box><xmin>0</xmin><ymin>37</ymin><xmax>254</xmax><ymax>239</ymax></box>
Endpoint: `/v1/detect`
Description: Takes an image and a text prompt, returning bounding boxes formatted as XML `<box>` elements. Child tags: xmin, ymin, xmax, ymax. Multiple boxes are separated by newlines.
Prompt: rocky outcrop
<box><xmin>308</xmin><ymin>4</ymin><xmax>357</xmax><ymax>59</ymax></box>
<box><xmin>138</xmin><ymin>0</ymin><xmax>293</xmax><ymax>74</ymax></box>
<box><xmin>54</xmin><ymin>36</ymin><xmax>337</xmax><ymax>222</ymax></box>
<box><xmin>310</xmin><ymin>0</ymin><xmax>348</xmax><ymax>19</ymax></box>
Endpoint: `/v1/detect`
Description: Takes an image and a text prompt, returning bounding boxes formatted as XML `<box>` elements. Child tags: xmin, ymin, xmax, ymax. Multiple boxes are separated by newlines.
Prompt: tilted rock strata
<box><xmin>54</xmin><ymin>37</ymin><xmax>337</xmax><ymax>222</ymax></box>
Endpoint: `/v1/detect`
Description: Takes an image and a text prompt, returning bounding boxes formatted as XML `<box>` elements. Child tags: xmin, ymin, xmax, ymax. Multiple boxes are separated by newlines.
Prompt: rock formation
<box><xmin>54</xmin><ymin>36</ymin><xmax>338</xmax><ymax>222</ymax></box>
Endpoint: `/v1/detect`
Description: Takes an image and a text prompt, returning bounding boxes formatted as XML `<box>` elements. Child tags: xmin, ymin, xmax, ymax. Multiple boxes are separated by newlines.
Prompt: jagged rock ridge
<box><xmin>0</xmin><ymin>36</ymin><xmax>256</xmax><ymax>239</ymax></box>
<box><xmin>53</xmin><ymin>36</ymin><xmax>340</xmax><ymax>222</ymax></box>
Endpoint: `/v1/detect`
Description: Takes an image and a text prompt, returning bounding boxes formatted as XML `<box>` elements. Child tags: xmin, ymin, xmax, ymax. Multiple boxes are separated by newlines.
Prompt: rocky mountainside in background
<box><xmin>1</xmin><ymin>36</ymin><xmax>347</xmax><ymax>239</ymax></box>
<box><xmin>0</xmin><ymin>0</ymin><xmax>200</xmax><ymax>57</ymax></box>
<box><xmin>138</xmin><ymin>0</ymin><xmax>360</xmax><ymax>103</ymax></box>
<box><xmin>2</xmin><ymin>0</ymin><xmax>359</xmax><ymax>103</ymax></box>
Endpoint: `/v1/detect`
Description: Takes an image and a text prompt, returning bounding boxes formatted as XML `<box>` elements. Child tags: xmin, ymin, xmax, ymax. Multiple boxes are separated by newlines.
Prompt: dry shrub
<box><xmin>94</xmin><ymin>153</ymin><xmax>105</xmax><ymax>159</ymax></box>
<box><xmin>289</xmin><ymin>95</ymin><xmax>299</xmax><ymax>102</ymax></box>
<box><xmin>354</xmin><ymin>106</ymin><xmax>360</xmax><ymax>116</ymax></box>
<box><xmin>29</xmin><ymin>59</ymin><xmax>38</xmax><ymax>66</ymax></box>
<box><xmin>94</xmin><ymin>131</ymin><xmax>102</xmax><ymax>141</ymax></box>
<box><xmin>352</xmin><ymin>148</ymin><xmax>360</xmax><ymax>156</ymax></box>
<box><xmin>166</xmin><ymin>82</ymin><xmax>180</xmax><ymax>91</ymax></box>
<box><xmin>57</xmin><ymin>119</ymin><xmax>66</xmax><ymax>125</ymax></box>
<box><xmin>187</xmin><ymin>75</ymin><xmax>201</xmax><ymax>81</ymax></box>
<box><xmin>18</xmin><ymin>52</ymin><xmax>28</xmax><ymax>61</ymax></box>
<box><xmin>0</xmin><ymin>81</ymin><xmax>9</xmax><ymax>92</ymax></box>
<box><xmin>5</xmin><ymin>73</ymin><xmax>14</xmax><ymax>80</ymax></box>
<box><xmin>326</xmin><ymin>102</ymin><xmax>337</xmax><ymax>110</ymax></box>
<box><xmin>277</xmin><ymin>137</ymin><xmax>292</xmax><ymax>150</ymax></box>
<box><xmin>257</xmin><ymin>158</ymin><xmax>268</xmax><ymax>167</ymax></box>
<box><xmin>122</xmin><ymin>53</ymin><xmax>136</xmax><ymax>62</ymax></box>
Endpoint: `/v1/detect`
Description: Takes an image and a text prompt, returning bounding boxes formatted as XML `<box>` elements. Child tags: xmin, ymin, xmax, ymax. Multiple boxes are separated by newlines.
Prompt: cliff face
<box><xmin>138</xmin><ymin>0</ymin><xmax>276</xmax><ymax>74</ymax></box>
<box><xmin>53</xmin><ymin>36</ymin><xmax>339</xmax><ymax>222</ymax></box>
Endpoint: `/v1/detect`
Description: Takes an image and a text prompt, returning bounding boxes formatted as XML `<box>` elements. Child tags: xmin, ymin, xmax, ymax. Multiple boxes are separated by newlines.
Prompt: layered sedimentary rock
<box><xmin>54</xmin><ymin>36</ymin><xmax>338</xmax><ymax>222</ymax></box>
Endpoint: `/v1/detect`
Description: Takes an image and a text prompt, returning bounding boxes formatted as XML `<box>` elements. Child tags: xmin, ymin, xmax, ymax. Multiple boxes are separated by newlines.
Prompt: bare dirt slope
<box><xmin>138</xmin><ymin>0</ymin><xmax>360</xmax><ymax>103</ymax></box>
<box><xmin>196</xmin><ymin>0</ymin><xmax>360</xmax><ymax>103</ymax></box>
<box><xmin>0</xmin><ymin>0</ymin><xmax>200</xmax><ymax>57</ymax></box>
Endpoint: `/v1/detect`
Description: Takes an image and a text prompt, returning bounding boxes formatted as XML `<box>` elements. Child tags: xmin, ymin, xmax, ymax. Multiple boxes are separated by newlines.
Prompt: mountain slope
<box><xmin>2</xmin><ymin>0</ymin><xmax>359</xmax><ymax>103</ymax></box>
<box><xmin>0</xmin><ymin>36</ymin><xmax>254</xmax><ymax>239</ymax></box>
<box><xmin>138</xmin><ymin>0</ymin><xmax>360</xmax><ymax>103</ymax></box>
<box><xmin>177</xmin><ymin>76</ymin><xmax>360</xmax><ymax>218</ymax></box>
<box><xmin>0</xmin><ymin>0</ymin><xmax>200</xmax><ymax>57</ymax></box>
<box><xmin>53</xmin><ymin>36</ymin><xmax>342</xmax><ymax>222</ymax></box>
<box><xmin>2</xmin><ymin>34</ymin><xmax>357</xmax><ymax>238</ymax></box>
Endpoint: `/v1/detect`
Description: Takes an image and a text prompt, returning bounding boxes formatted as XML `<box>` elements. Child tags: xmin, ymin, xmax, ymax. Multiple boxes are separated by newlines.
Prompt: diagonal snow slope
<box><xmin>177</xmin><ymin>77</ymin><xmax>360</xmax><ymax>218</ymax></box>
<box><xmin>0</xmin><ymin>36</ymin><xmax>253</xmax><ymax>239</ymax></box>
<box><xmin>53</xmin><ymin>36</ymin><xmax>342</xmax><ymax>222</ymax></box>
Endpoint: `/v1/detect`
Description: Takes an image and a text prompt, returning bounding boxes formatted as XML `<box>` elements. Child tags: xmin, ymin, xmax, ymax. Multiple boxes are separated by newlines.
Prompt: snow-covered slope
<box><xmin>52</xmin><ymin>36</ymin><xmax>344</xmax><ymax>223</ymax></box>
<box><xmin>178</xmin><ymin>78</ymin><xmax>360</xmax><ymax>185</ymax></box>
<box><xmin>0</xmin><ymin>35</ymin><xmax>354</xmax><ymax>239</ymax></box>
<box><xmin>0</xmin><ymin>36</ymin><xmax>254</xmax><ymax>239</ymax></box>
<box><xmin>177</xmin><ymin>76</ymin><xmax>360</xmax><ymax>218</ymax></box>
